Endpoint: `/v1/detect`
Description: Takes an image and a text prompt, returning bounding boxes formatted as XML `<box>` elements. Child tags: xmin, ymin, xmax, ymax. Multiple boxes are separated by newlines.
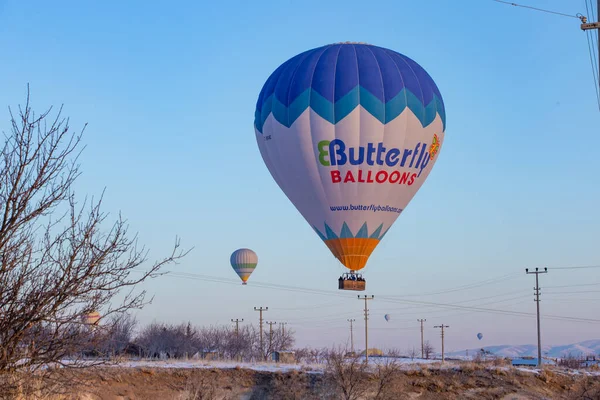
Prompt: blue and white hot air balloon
<box><xmin>384</xmin><ymin>314</ymin><xmax>391</xmax><ymax>322</ymax></box>
<box><xmin>254</xmin><ymin>42</ymin><xmax>446</xmax><ymax>289</ymax></box>
<box><xmin>477</xmin><ymin>332</ymin><xmax>483</xmax><ymax>340</ymax></box>
<box><xmin>230</xmin><ymin>248</ymin><xmax>258</xmax><ymax>285</ymax></box>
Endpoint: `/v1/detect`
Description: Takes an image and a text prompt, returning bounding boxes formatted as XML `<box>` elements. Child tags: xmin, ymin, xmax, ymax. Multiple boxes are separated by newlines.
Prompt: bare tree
<box><xmin>0</xmin><ymin>88</ymin><xmax>189</xmax><ymax>385</ymax></box>
<box><xmin>571</xmin><ymin>377</ymin><xmax>600</xmax><ymax>400</ymax></box>
<box><xmin>423</xmin><ymin>341</ymin><xmax>434</xmax><ymax>360</ymax></box>
<box><xmin>372</xmin><ymin>351</ymin><xmax>402</xmax><ymax>400</ymax></box>
<box><xmin>558</xmin><ymin>352</ymin><xmax>582</xmax><ymax>369</ymax></box>
<box><xmin>99</xmin><ymin>313</ymin><xmax>138</xmax><ymax>357</ymax></box>
<box><xmin>407</xmin><ymin>347</ymin><xmax>418</xmax><ymax>361</ymax></box>
<box><xmin>323</xmin><ymin>347</ymin><xmax>369</xmax><ymax>400</ymax></box>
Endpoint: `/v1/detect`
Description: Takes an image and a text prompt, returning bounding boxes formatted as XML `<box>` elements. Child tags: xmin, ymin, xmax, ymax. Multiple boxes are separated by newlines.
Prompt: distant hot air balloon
<box><xmin>230</xmin><ymin>248</ymin><xmax>258</xmax><ymax>285</ymax></box>
<box><xmin>384</xmin><ymin>314</ymin><xmax>391</xmax><ymax>322</ymax></box>
<box><xmin>82</xmin><ymin>311</ymin><xmax>101</xmax><ymax>326</ymax></box>
<box><xmin>254</xmin><ymin>42</ymin><xmax>446</xmax><ymax>290</ymax></box>
<box><xmin>477</xmin><ymin>333</ymin><xmax>483</xmax><ymax>340</ymax></box>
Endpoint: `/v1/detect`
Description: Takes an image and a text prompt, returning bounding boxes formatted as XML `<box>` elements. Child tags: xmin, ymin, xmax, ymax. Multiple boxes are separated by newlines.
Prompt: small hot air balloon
<box><xmin>384</xmin><ymin>314</ymin><xmax>391</xmax><ymax>322</ymax></box>
<box><xmin>477</xmin><ymin>333</ymin><xmax>483</xmax><ymax>340</ymax></box>
<box><xmin>82</xmin><ymin>310</ymin><xmax>101</xmax><ymax>326</ymax></box>
<box><xmin>254</xmin><ymin>42</ymin><xmax>446</xmax><ymax>290</ymax></box>
<box><xmin>230</xmin><ymin>248</ymin><xmax>258</xmax><ymax>285</ymax></box>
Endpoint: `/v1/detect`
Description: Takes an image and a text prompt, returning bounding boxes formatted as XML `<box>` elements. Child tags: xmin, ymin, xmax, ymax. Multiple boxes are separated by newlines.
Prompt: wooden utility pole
<box><xmin>526</xmin><ymin>267</ymin><xmax>548</xmax><ymax>367</ymax></box>
<box><xmin>580</xmin><ymin>1</ymin><xmax>600</xmax><ymax>107</ymax></box>
<box><xmin>266</xmin><ymin>321</ymin><xmax>277</xmax><ymax>355</ymax></box>
<box><xmin>279</xmin><ymin>322</ymin><xmax>288</xmax><ymax>350</ymax></box>
<box><xmin>231</xmin><ymin>318</ymin><xmax>243</xmax><ymax>336</ymax></box>
<box><xmin>254</xmin><ymin>306</ymin><xmax>268</xmax><ymax>360</ymax></box>
<box><xmin>358</xmin><ymin>295</ymin><xmax>374</xmax><ymax>362</ymax></box>
<box><xmin>434</xmin><ymin>324</ymin><xmax>449</xmax><ymax>363</ymax></box>
<box><xmin>417</xmin><ymin>319</ymin><xmax>426</xmax><ymax>359</ymax></box>
<box><xmin>280</xmin><ymin>322</ymin><xmax>288</xmax><ymax>336</ymax></box>
<box><xmin>347</xmin><ymin>319</ymin><xmax>356</xmax><ymax>353</ymax></box>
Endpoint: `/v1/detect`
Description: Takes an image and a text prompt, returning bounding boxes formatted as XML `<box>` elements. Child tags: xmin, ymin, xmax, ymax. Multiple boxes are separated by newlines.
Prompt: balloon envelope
<box><xmin>477</xmin><ymin>333</ymin><xmax>483</xmax><ymax>340</ymax></box>
<box><xmin>230</xmin><ymin>248</ymin><xmax>258</xmax><ymax>284</ymax></box>
<box><xmin>82</xmin><ymin>311</ymin><xmax>100</xmax><ymax>326</ymax></box>
<box><xmin>384</xmin><ymin>314</ymin><xmax>391</xmax><ymax>322</ymax></box>
<box><xmin>254</xmin><ymin>42</ymin><xmax>446</xmax><ymax>272</ymax></box>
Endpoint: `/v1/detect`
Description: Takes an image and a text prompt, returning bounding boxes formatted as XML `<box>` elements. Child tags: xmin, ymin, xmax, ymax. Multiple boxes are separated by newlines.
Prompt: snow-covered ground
<box><xmin>110</xmin><ymin>356</ymin><xmax>443</xmax><ymax>373</ymax></box>
<box><xmin>117</xmin><ymin>359</ymin><xmax>322</xmax><ymax>373</ymax></box>
<box><xmin>53</xmin><ymin>356</ymin><xmax>600</xmax><ymax>377</ymax></box>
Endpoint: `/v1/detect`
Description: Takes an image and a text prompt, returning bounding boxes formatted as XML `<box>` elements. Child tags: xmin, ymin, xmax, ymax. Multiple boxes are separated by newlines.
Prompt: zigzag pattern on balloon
<box><xmin>312</xmin><ymin>221</ymin><xmax>391</xmax><ymax>242</ymax></box>
<box><xmin>254</xmin><ymin>87</ymin><xmax>445</xmax><ymax>134</ymax></box>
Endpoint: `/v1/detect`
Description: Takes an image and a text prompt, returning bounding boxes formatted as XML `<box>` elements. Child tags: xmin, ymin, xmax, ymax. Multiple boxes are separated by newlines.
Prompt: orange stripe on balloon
<box><xmin>324</xmin><ymin>238</ymin><xmax>380</xmax><ymax>271</ymax></box>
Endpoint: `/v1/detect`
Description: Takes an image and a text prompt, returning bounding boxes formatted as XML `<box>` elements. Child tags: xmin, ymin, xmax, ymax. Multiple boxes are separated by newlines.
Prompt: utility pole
<box><xmin>417</xmin><ymin>319</ymin><xmax>426</xmax><ymax>359</ymax></box>
<box><xmin>347</xmin><ymin>319</ymin><xmax>356</xmax><ymax>353</ymax></box>
<box><xmin>434</xmin><ymin>324</ymin><xmax>449</xmax><ymax>363</ymax></box>
<box><xmin>254</xmin><ymin>306</ymin><xmax>268</xmax><ymax>360</ymax></box>
<box><xmin>231</xmin><ymin>318</ymin><xmax>243</xmax><ymax>337</ymax></box>
<box><xmin>279</xmin><ymin>322</ymin><xmax>288</xmax><ymax>350</ymax></box>
<box><xmin>280</xmin><ymin>322</ymin><xmax>288</xmax><ymax>336</ymax></box>
<box><xmin>358</xmin><ymin>295</ymin><xmax>374</xmax><ymax>362</ymax></box>
<box><xmin>266</xmin><ymin>321</ymin><xmax>277</xmax><ymax>355</ymax></box>
<box><xmin>526</xmin><ymin>267</ymin><xmax>548</xmax><ymax>367</ymax></box>
<box><xmin>580</xmin><ymin>3</ymin><xmax>600</xmax><ymax>96</ymax></box>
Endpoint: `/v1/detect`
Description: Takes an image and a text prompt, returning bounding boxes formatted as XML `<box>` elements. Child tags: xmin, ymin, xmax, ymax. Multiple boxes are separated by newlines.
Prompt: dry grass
<box><xmin>2</xmin><ymin>364</ymin><xmax>599</xmax><ymax>400</ymax></box>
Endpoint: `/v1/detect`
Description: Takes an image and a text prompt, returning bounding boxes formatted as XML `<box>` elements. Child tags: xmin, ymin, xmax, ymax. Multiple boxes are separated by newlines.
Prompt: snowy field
<box><xmin>101</xmin><ymin>357</ymin><xmax>600</xmax><ymax>377</ymax></box>
<box><xmin>111</xmin><ymin>356</ymin><xmax>442</xmax><ymax>373</ymax></box>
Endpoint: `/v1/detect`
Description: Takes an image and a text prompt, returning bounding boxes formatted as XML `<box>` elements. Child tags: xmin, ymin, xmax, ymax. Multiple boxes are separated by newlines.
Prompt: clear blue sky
<box><xmin>0</xmin><ymin>0</ymin><xmax>598</xmax><ymax>353</ymax></box>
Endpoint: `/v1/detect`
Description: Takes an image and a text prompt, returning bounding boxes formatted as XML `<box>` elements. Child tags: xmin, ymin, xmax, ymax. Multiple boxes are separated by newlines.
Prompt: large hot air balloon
<box><xmin>230</xmin><ymin>248</ymin><xmax>258</xmax><ymax>285</ymax></box>
<box><xmin>477</xmin><ymin>332</ymin><xmax>483</xmax><ymax>340</ymax></box>
<box><xmin>254</xmin><ymin>42</ymin><xmax>446</xmax><ymax>290</ymax></box>
<box><xmin>384</xmin><ymin>314</ymin><xmax>391</xmax><ymax>322</ymax></box>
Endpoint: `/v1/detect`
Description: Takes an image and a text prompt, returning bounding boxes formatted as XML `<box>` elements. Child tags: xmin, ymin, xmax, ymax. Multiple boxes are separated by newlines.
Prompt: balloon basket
<box><xmin>242</xmin><ymin>282</ymin><xmax>247</xmax><ymax>285</ymax></box>
<box><xmin>338</xmin><ymin>271</ymin><xmax>366</xmax><ymax>291</ymax></box>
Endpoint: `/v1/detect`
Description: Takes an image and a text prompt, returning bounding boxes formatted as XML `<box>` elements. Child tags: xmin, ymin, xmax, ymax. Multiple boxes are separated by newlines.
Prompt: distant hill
<box><xmin>447</xmin><ymin>340</ymin><xmax>600</xmax><ymax>358</ymax></box>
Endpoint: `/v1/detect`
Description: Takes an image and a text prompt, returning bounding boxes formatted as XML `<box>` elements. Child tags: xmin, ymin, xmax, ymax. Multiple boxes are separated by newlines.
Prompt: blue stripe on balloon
<box><xmin>255</xmin><ymin>88</ymin><xmax>444</xmax><ymax>132</ymax></box>
<box><xmin>313</xmin><ymin>221</ymin><xmax>390</xmax><ymax>242</ymax></box>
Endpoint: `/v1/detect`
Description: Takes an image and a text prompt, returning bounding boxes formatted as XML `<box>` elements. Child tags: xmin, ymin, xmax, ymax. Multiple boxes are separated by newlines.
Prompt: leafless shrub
<box><xmin>323</xmin><ymin>347</ymin><xmax>369</xmax><ymax>400</ymax></box>
<box><xmin>558</xmin><ymin>352</ymin><xmax>582</xmax><ymax>369</ymax></box>
<box><xmin>570</xmin><ymin>376</ymin><xmax>600</xmax><ymax>400</ymax></box>
<box><xmin>406</xmin><ymin>347</ymin><xmax>418</xmax><ymax>361</ymax></box>
<box><xmin>423</xmin><ymin>341</ymin><xmax>434</xmax><ymax>360</ymax></box>
<box><xmin>98</xmin><ymin>313</ymin><xmax>138</xmax><ymax>357</ymax></box>
<box><xmin>270</xmin><ymin>370</ymin><xmax>312</xmax><ymax>400</ymax></box>
<box><xmin>372</xmin><ymin>355</ymin><xmax>402</xmax><ymax>400</ymax></box>
<box><xmin>178</xmin><ymin>371</ymin><xmax>217</xmax><ymax>400</ymax></box>
<box><xmin>0</xmin><ymin>368</ymin><xmax>79</xmax><ymax>400</ymax></box>
<box><xmin>0</xmin><ymin>87</ymin><xmax>189</xmax><ymax>396</ymax></box>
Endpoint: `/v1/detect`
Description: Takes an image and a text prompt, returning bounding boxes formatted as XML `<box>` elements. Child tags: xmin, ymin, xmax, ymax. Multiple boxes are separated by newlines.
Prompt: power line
<box><xmin>143</xmin><ymin>269</ymin><xmax>600</xmax><ymax>325</ymax></box>
<box><xmin>544</xmin><ymin>282</ymin><xmax>600</xmax><ymax>289</ymax></box>
<box><xmin>545</xmin><ymin>290</ymin><xmax>600</xmax><ymax>295</ymax></box>
<box><xmin>491</xmin><ymin>0</ymin><xmax>581</xmax><ymax>19</ymax></box>
<box><xmin>384</xmin><ymin>273</ymin><xmax>521</xmax><ymax>298</ymax></box>
<box><xmin>376</xmin><ymin>295</ymin><xmax>600</xmax><ymax>324</ymax></box>
<box><xmin>550</xmin><ymin>265</ymin><xmax>600</xmax><ymax>270</ymax></box>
